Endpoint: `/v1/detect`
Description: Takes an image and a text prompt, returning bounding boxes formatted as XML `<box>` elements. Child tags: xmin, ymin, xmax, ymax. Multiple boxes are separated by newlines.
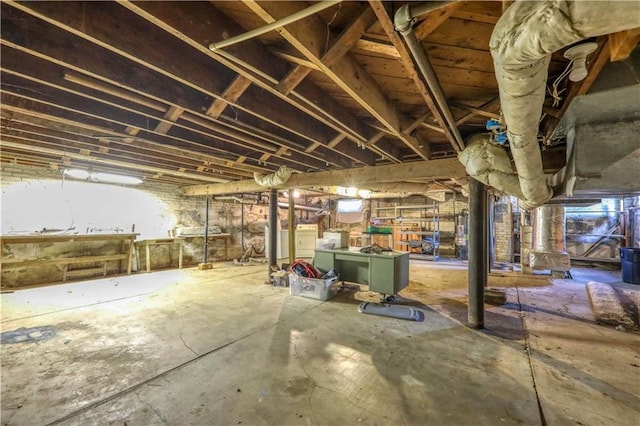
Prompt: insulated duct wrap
<box><xmin>458</xmin><ymin>134</ymin><xmax>524</xmax><ymax>199</ymax></box>
<box><xmin>530</xmin><ymin>205</ymin><xmax>571</xmax><ymax>272</ymax></box>
<box><xmin>489</xmin><ymin>1</ymin><xmax>640</xmax><ymax>209</ymax></box>
<box><xmin>254</xmin><ymin>165</ymin><xmax>292</xmax><ymax>188</ymax></box>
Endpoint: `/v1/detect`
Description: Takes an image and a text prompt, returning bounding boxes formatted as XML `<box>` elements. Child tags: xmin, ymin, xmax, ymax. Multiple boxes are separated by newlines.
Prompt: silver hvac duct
<box><xmin>530</xmin><ymin>205</ymin><xmax>571</xmax><ymax>273</ymax></box>
<box><xmin>480</xmin><ymin>1</ymin><xmax>640</xmax><ymax>210</ymax></box>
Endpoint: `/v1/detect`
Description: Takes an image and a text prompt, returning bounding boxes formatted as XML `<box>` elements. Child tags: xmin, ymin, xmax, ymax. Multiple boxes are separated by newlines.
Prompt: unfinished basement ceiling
<box><xmin>0</xmin><ymin>1</ymin><xmax>638</xmax><ymax>193</ymax></box>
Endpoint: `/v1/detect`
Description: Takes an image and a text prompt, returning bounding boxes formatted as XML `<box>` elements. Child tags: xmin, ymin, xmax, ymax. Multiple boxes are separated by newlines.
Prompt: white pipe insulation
<box><xmin>464</xmin><ymin>1</ymin><xmax>640</xmax><ymax>209</ymax></box>
<box><xmin>253</xmin><ymin>165</ymin><xmax>292</xmax><ymax>188</ymax></box>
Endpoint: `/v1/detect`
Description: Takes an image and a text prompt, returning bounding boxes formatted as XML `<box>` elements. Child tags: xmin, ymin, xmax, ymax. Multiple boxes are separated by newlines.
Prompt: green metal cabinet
<box><xmin>314</xmin><ymin>248</ymin><xmax>409</xmax><ymax>295</ymax></box>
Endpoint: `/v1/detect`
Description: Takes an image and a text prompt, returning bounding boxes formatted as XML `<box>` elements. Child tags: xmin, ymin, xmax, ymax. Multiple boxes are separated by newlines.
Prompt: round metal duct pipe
<box><xmin>533</xmin><ymin>206</ymin><xmax>566</xmax><ymax>253</ymax></box>
<box><xmin>530</xmin><ymin>205</ymin><xmax>571</xmax><ymax>273</ymax></box>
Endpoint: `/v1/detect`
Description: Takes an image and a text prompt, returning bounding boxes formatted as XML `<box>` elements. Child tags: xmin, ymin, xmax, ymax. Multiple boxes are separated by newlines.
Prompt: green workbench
<box><xmin>313</xmin><ymin>248</ymin><xmax>409</xmax><ymax>295</ymax></box>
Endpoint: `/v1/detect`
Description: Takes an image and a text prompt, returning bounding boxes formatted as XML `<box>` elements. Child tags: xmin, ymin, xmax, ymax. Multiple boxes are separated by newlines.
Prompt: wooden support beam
<box><xmin>2</xmin><ymin>120</ymin><xmax>257</xmax><ymax>179</ymax></box>
<box><xmin>271</xmin><ymin>50</ymin><xmax>320</xmax><ymax>70</ymax></box>
<box><xmin>205</xmin><ymin>75</ymin><xmax>252</xmax><ymax>119</ymax></box>
<box><xmin>183</xmin><ymin>158</ymin><xmax>466</xmax><ymax>196</ymax></box>
<box><xmin>452</xmin><ymin>102</ymin><xmax>500</xmax><ymax>120</ymax></box>
<box><xmin>420</xmin><ymin>122</ymin><xmax>445</xmax><ymax>133</ymax></box>
<box><xmin>244</xmin><ymin>0</ymin><xmax>431</xmax><ymax>160</ymax></box>
<box><xmin>502</xmin><ymin>1</ymin><xmax>514</xmax><ymax>14</ymax></box>
<box><xmin>455</xmin><ymin>97</ymin><xmax>500</xmax><ymax>126</ymax></box>
<box><xmin>154</xmin><ymin>105</ymin><xmax>184</xmax><ymax>134</ymax></box>
<box><xmin>414</xmin><ymin>133</ymin><xmax>432</xmax><ymax>160</ymax></box>
<box><xmin>304</xmin><ymin>142</ymin><xmax>321</xmax><ymax>154</ymax></box>
<box><xmin>355</xmin><ymin>38</ymin><xmax>401</xmax><ymax>58</ymax></box>
<box><xmin>1</xmin><ymin>103</ymin><xmax>270</xmax><ymax>175</ymax></box>
<box><xmin>5</xmin><ymin>1</ymin><xmax>369</xmax><ymax>166</ymax></box>
<box><xmin>63</xmin><ymin>71</ymin><xmax>166</xmax><ymax>112</ymax></box>
<box><xmin>1</xmin><ymin>79</ymin><xmax>296</xmax><ymax>167</ymax></box>
<box><xmin>1</xmin><ymin>140</ymin><xmax>229</xmax><ymax>183</ymax></box>
<box><xmin>1</xmin><ymin>45</ymin><xmax>357</xmax><ymax>172</ymax></box>
<box><xmin>0</xmin><ymin>15</ymin><xmax>359</xmax><ymax>169</ymax></box>
<box><xmin>609</xmin><ymin>29</ymin><xmax>640</xmax><ymax>62</ymax></box>
<box><xmin>117</xmin><ymin>0</ymin><xmax>378</xmax><ymax>162</ymax></box>
<box><xmin>327</xmin><ymin>134</ymin><xmax>346</xmax><ymax>149</ymax></box>
<box><xmin>414</xmin><ymin>2</ymin><xmax>463</xmax><ymax>41</ymax></box>
<box><xmin>368</xmin><ymin>1</ymin><xmax>463</xmax><ymax>153</ymax></box>
<box><xmin>277</xmin><ymin>6</ymin><xmax>376</xmax><ymax>96</ymax></box>
<box><xmin>277</xmin><ymin>66</ymin><xmax>313</xmax><ymax>96</ymax></box>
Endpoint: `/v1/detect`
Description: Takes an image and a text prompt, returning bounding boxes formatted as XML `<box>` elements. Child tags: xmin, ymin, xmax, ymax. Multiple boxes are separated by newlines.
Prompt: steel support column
<box><xmin>468</xmin><ymin>178</ymin><xmax>487</xmax><ymax>328</ymax></box>
<box><xmin>288</xmin><ymin>190</ymin><xmax>296</xmax><ymax>265</ymax></box>
<box><xmin>268</xmin><ymin>189</ymin><xmax>278</xmax><ymax>279</ymax></box>
<box><xmin>203</xmin><ymin>195</ymin><xmax>210</xmax><ymax>264</ymax></box>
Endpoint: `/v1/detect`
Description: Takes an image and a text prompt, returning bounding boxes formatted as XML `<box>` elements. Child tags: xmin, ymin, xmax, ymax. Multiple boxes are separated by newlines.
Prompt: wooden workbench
<box><xmin>0</xmin><ymin>233</ymin><xmax>138</xmax><ymax>286</ymax></box>
<box><xmin>135</xmin><ymin>238</ymin><xmax>184</xmax><ymax>272</ymax></box>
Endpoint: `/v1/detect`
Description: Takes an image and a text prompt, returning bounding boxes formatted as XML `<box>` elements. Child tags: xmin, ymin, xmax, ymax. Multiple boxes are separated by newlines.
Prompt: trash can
<box><xmin>620</xmin><ymin>247</ymin><xmax>640</xmax><ymax>285</ymax></box>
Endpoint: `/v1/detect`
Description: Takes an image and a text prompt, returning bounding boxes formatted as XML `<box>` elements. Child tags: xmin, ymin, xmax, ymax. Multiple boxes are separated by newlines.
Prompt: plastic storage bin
<box><xmin>366</xmin><ymin>225</ymin><xmax>392</xmax><ymax>234</ymax></box>
<box><xmin>290</xmin><ymin>275</ymin><xmax>340</xmax><ymax>301</ymax></box>
<box><xmin>620</xmin><ymin>247</ymin><xmax>640</xmax><ymax>285</ymax></box>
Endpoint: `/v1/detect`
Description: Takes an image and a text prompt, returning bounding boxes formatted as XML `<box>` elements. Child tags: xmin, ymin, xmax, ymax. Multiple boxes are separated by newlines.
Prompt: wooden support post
<box><xmin>145</xmin><ymin>240</ymin><xmax>151</xmax><ymax>273</ymax></box>
<box><xmin>127</xmin><ymin>236</ymin><xmax>134</xmax><ymax>275</ymax></box>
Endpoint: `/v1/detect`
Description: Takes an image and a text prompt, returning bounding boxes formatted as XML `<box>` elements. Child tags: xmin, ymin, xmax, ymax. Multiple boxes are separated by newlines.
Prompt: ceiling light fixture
<box><xmin>563</xmin><ymin>42</ymin><xmax>598</xmax><ymax>82</ymax></box>
<box><xmin>64</xmin><ymin>169</ymin><xmax>142</xmax><ymax>185</ymax></box>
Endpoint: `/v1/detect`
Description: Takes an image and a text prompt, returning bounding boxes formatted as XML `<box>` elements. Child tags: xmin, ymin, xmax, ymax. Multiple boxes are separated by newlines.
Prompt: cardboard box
<box><xmin>323</xmin><ymin>231</ymin><xmax>349</xmax><ymax>248</ymax></box>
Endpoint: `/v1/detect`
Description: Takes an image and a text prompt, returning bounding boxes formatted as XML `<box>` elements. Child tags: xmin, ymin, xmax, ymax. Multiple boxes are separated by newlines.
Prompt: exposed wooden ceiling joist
<box><xmin>368</xmin><ymin>1</ymin><xmax>464</xmax><ymax>154</ymax></box>
<box><xmin>4</xmin><ymin>1</ymin><xmax>370</xmax><ymax>170</ymax></box>
<box><xmin>2</xmin><ymin>1</ymin><xmax>624</xmax><ymax>193</ymax></box>
<box><xmin>118</xmin><ymin>0</ymin><xmax>379</xmax><ymax>164</ymax></box>
<box><xmin>243</xmin><ymin>0</ymin><xmax>432</xmax><ymax>161</ymax></box>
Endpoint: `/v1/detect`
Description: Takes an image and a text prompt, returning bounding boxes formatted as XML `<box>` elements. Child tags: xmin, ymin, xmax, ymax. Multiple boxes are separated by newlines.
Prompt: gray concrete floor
<box><xmin>1</xmin><ymin>260</ymin><xmax>639</xmax><ymax>425</ymax></box>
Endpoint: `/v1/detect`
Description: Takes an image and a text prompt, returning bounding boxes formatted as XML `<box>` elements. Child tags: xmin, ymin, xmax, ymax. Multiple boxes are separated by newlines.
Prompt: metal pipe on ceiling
<box><xmin>209</xmin><ymin>0</ymin><xmax>341</xmax><ymax>51</ymax></box>
<box><xmin>277</xmin><ymin>202</ymin><xmax>322</xmax><ymax>212</ymax></box>
<box><xmin>394</xmin><ymin>2</ymin><xmax>466</xmax><ymax>153</ymax></box>
<box><xmin>214</xmin><ymin>195</ymin><xmax>259</xmax><ymax>204</ymax></box>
